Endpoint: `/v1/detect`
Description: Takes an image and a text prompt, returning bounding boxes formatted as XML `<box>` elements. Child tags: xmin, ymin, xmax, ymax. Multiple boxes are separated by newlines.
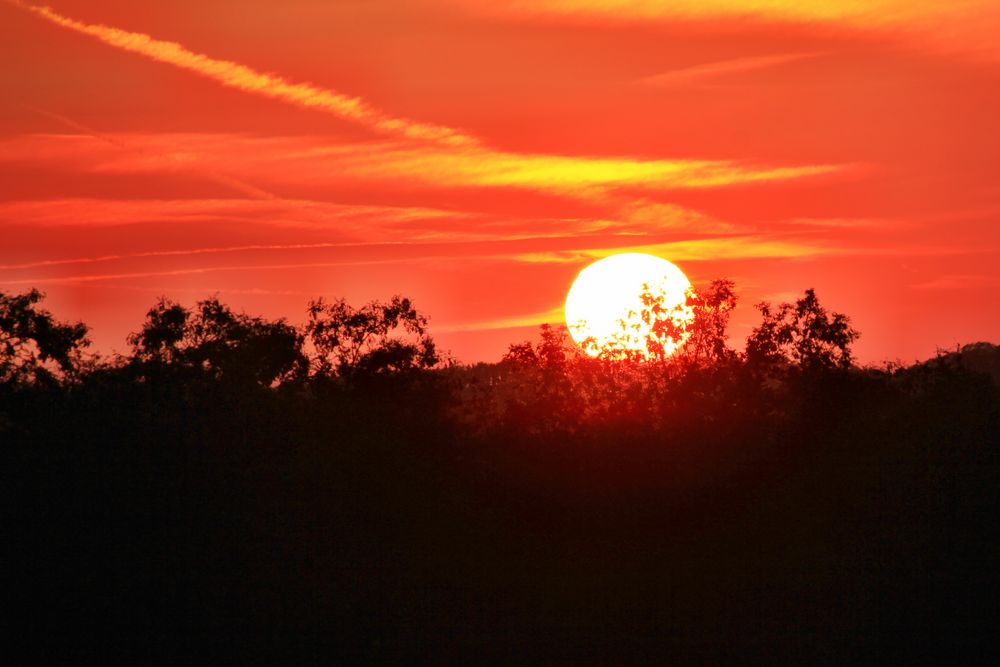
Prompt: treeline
<box><xmin>3</xmin><ymin>286</ymin><xmax>998</xmax><ymax>663</ymax></box>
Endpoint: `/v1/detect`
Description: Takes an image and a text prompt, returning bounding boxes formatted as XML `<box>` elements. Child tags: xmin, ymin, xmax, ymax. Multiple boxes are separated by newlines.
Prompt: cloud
<box><xmin>781</xmin><ymin>217</ymin><xmax>902</xmax><ymax>229</ymax></box>
<box><xmin>24</xmin><ymin>106</ymin><xmax>277</xmax><ymax>200</ymax></box>
<box><xmin>436</xmin><ymin>306</ymin><xmax>566</xmax><ymax>333</ymax></box>
<box><xmin>511</xmin><ymin>236</ymin><xmax>828</xmax><ymax>264</ymax></box>
<box><xmin>450</xmin><ymin>0</ymin><xmax>1000</xmax><ymax>59</ymax></box>
<box><xmin>8</xmin><ymin>1</ymin><xmax>476</xmax><ymax>147</ymax></box>
<box><xmin>0</xmin><ymin>195</ymin><xmax>669</xmax><ymax>253</ymax></box>
<box><xmin>3</xmin><ymin>1</ymin><xmax>847</xmax><ymax>203</ymax></box>
<box><xmin>910</xmin><ymin>274</ymin><xmax>994</xmax><ymax>290</ymax></box>
<box><xmin>638</xmin><ymin>52</ymin><xmax>825</xmax><ymax>87</ymax></box>
<box><xmin>0</xmin><ymin>197</ymin><xmax>478</xmax><ymax>233</ymax></box>
<box><xmin>0</xmin><ymin>133</ymin><xmax>845</xmax><ymax>204</ymax></box>
<box><xmin>616</xmin><ymin>202</ymin><xmax>738</xmax><ymax>234</ymax></box>
<box><xmin>0</xmin><ymin>240</ymin><xmax>420</xmax><ymax>272</ymax></box>
<box><xmin>1</xmin><ymin>255</ymin><xmax>460</xmax><ymax>286</ymax></box>
<box><xmin>457</xmin><ymin>0</ymin><xmax>997</xmax><ymax>31</ymax></box>
<box><xmin>1</xmin><ymin>226</ymin><xmax>827</xmax><ymax>287</ymax></box>
<box><xmin>298</xmin><ymin>143</ymin><xmax>839</xmax><ymax>196</ymax></box>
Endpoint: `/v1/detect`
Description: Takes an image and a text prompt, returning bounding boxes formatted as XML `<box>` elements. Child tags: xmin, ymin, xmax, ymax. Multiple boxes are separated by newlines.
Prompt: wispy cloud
<box><xmin>639</xmin><ymin>52</ymin><xmax>824</xmax><ymax>87</ymax></box>
<box><xmin>0</xmin><ymin>133</ymin><xmax>846</xmax><ymax>203</ymax></box>
<box><xmin>1</xmin><ymin>256</ymin><xmax>461</xmax><ymax>286</ymax></box>
<box><xmin>8</xmin><ymin>1</ymin><xmax>477</xmax><ymax>147</ymax></box>
<box><xmin>3</xmin><ymin>1</ymin><xmax>847</xmax><ymax>202</ymax></box>
<box><xmin>453</xmin><ymin>0</ymin><xmax>1000</xmax><ymax>59</ymax></box>
<box><xmin>0</xmin><ymin>197</ymin><xmax>478</xmax><ymax>233</ymax></box>
<box><xmin>910</xmin><ymin>274</ymin><xmax>994</xmax><ymax>290</ymax></box>
<box><xmin>0</xmin><ymin>240</ymin><xmax>417</xmax><ymax>272</ymax></box>
<box><xmin>1</xmin><ymin>232</ymin><xmax>830</xmax><ymax>287</ymax></box>
<box><xmin>24</xmin><ymin>106</ymin><xmax>277</xmax><ymax>200</ymax></box>
<box><xmin>436</xmin><ymin>307</ymin><xmax>566</xmax><ymax>333</ymax></box>
<box><xmin>511</xmin><ymin>236</ymin><xmax>829</xmax><ymax>264</ymax></box>
<box><xmin>459</xmin><ymin>0</ymin><xmax>998</xmax><ymax>32</ymax></box>
<box><xmin>616</xmin><ymin>202</ymin><xmax>738</xmax><ymax>234</ymax></box>
<box><xmin>0</xmin><ymin>196</ymin><xmax>675</xmax><ymax>257</ymax></box>
<box><xmin>781</xmin><ymin>217</ymin><xmax>903</xmax><ymax>229</ymax></box>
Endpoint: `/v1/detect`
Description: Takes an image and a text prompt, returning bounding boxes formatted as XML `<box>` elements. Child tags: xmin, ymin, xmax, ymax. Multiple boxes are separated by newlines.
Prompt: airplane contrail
<box><xmin>6</xmin><ymin>1</ymin><xmax>478</xmax><ymax>147</ymax></box>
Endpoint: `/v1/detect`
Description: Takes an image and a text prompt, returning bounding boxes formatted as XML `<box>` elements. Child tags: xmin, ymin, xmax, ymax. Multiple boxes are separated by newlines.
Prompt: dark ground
<box><xmin>5</xmin><ymin>350</ymin><xmax>999</xmax><ymax>664</ymax></box>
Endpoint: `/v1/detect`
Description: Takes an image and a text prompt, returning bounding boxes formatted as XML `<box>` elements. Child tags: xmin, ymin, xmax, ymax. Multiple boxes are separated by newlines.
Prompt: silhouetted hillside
<box><xmin>926</xmin><ymin>342</ymin><xmax>1000</xmax><ymax>385</ymax></box>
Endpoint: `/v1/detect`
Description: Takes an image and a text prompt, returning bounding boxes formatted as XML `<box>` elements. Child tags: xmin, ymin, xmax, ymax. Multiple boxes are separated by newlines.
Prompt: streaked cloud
<box><xmin>0</xmin><ymin>196</ymin><xmax>691</xmax><ymax>253</ymax></box>
<box><xmin>781</xmin><ymin>217</ymin><xmax>903</xmax><ymax>229</ymax></box>
<box><xmin>639</xmin><ymin>53</ymin><xmax>825</xmax><ymax>87</ymax></box>
<box><xmin>0</xmin><ymin>240</ymin><xmax>421</xmax><ymax>272</ymax></box>
<box><xmin>910</xmin><ymin>274</ymin><xmax>994</xmax><ymax>290</ymax></box>
<box><xmin>436</xmin><ymin>306</ymin><xmax>566</xmax><ymax>333</ymax></box>
<box><xmin>1</xmin><ymin>256</ymin><xmax>456</xmax><ymax>286</ymax></box>
<box><xmin>0</xmin><ymin>197</ymin><xmax>479</xmax><ymax>234</ymax></box>
<box><xmin>512</xmin><ymin>236</ymin><xmax>828</xmax><ymax>264</ymax></box>
<box><xmin>296</xmin><ymin>143</ymin><xmax>839</xmax><ymax>196</ymax></box>
<box><xmin>617</xmin><ymin>202</ymin><xmax>738</xmax><ymax>234</ymax></box>
<box><xmin>25</xmin><ymin>106</ymin><xmax>277</xmax><ymax>200</ymax></box>
<box><xmin>1</xmin><ymin>1</ymin><xmax>847</xmax><ymax>205</ymax></box>
<box><xmin>461</xmin><ymin>0</ymin><xmax>997</xmax><ymax>32</ymax></box>
<box><xmin>0</xmin><ymin>133</ymin><xmax>845</xmax><ymax>203</ymax></box>
<box><xmin>452</xmin><ymin>0</ymin><xmax>1000</xmax><ymax>59</ymax></box>
<box><xmin>9</xmin><ymin>1</ymin><xmax>476</xmax><ymax>147</ymax></box>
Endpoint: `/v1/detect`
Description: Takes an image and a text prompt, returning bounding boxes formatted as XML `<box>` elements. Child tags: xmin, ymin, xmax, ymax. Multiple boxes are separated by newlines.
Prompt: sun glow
<box><xmin>565</xmin><ymin>253</ymin><xmax>693</xmax><ymax>358</ymax></box>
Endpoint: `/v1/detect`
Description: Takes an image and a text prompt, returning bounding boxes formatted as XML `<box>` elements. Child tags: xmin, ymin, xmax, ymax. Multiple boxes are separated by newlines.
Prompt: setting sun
<box><xmin>565</xmin><ymin>253</ymin><xmax>693</xmax><ymax>357</ymax></box>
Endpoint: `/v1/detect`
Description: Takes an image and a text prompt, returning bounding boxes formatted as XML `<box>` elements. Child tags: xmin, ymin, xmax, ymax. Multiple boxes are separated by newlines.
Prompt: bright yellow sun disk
<box><xmin>565</xmin><ymin>253</ymin><xmax>693</xmax><ymax>358</ymax></box>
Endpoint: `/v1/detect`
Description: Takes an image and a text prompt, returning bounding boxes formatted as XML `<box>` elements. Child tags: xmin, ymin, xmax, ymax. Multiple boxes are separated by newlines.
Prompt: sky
<box><xmin>1</xmin><ymin>0</ymin><xmax>998</xmax><ymax>364</ymax></box>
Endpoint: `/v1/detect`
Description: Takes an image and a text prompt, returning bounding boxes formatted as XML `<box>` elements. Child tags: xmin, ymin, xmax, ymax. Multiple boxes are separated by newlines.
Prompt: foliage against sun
<box><xmin>565</xmin><ymin>253</ymin><xmax>694</xmax><ymax>361</ymax></box>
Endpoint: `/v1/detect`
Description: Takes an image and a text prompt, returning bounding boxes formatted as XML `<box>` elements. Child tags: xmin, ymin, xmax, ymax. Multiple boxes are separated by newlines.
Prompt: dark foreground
<box><xmin>5</xmin><ymin>351</ymin><xmax>999</xmax><ymax>664</ymax></box>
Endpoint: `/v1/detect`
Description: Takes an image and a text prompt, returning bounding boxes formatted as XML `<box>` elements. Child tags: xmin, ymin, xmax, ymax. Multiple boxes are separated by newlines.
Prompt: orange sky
<box><xmin>2</xmin><ymin>0</ymin><xmax>998</xmax><ymax>363</ymax></box>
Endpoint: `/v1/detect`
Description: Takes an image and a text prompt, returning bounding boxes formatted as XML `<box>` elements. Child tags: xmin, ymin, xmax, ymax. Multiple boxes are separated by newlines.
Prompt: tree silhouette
<box><xmin>128</xmin><ymin>296</ymin><xmax>306</xmax><ymax>386</ymax></box>
<box><xmin>745</xmin><ymin>288</ymin><xmax>860</xmax><ymax>370</ymax></box>
<box><xmin>5</xmin><ymin>281</ymin><xmax>999</xmax><ymax>663</ymax></box>
<box><xmin>680</xmin><ymin>279</ymin><xmax>739</xmax><ymax>366</ymax></box>
<box><xmin>504</xmin><ymin>323</ymin><xmax>576</xmax><ymax>371</ymax></box>
<box><xmin>0</xmin><ymin>288</ymin><xmax>89</xmax><ymax>386</ymax></box>
<box><xmin>638</xmin><ymin>283</ymin><xmax>693</xmax><ymax>362</ymax></box>
<box><xmin>607</xmin><ymin>278</ymin><xmax>739</xmax><ymax>365</ymax></box>
<box><xmin>127</xmin><ymin>297</ymin><xmax>188</xmax><ymax>365</ymax></box>
<box><xmin>500</xmin><ymin>323</ymin><xmax>585</xmax><ymax>432</ymax></box>
<box><xmin>305</xmin><ymin>295</ymin><xmax>439</xmax><ymax>379</ymax></box>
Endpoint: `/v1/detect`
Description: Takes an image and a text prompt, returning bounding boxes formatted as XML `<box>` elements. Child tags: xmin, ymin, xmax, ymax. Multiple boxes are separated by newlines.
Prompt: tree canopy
<box><xmin>127</xmin><ymin>296</ymin><xmax>306</xmax><ymax>386</ymax></box>
<box><xmin>0</xmin><ymin>289</ymin><xmax>89</xmax><ymax>386</ymax></box>
<box><xmin>746</xmin><ymin>288</ymin><xmax>860</xmax><ymax>370</ymax></box>
<box><xmin>305</xmin><ymin>295</ymin><xmax>440</xmax><ymax>380</ymax></box>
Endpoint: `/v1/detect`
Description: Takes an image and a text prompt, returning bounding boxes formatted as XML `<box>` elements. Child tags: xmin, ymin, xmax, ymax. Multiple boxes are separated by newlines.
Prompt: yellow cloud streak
<box><xmin>462</xmin><ymin>0</ymin><xmax>1000</xmax><ymax>59</ymax></box>
<box><xmin>639</xmin><ymin>52</ymin><xmax>825</xmax><ymax>87</ymax></box>
<box><xmin>154</xmin><ymin>137</ymin><xmax>842</xmax><ymax>196</ymax></box>
<box><xmin>512</xmin><ymin>236</ymin><xmax>828</xmax><ymax>264</ymax></box>
<box><xmin>479</xmin><ymin>0</ymin><xmax>991</xmax><ymax>26</ymax></box>
<box><xmin>436</xmin><ymin>307</ymin><xmax>567</xmax><ymax>333</ymax></box>
<box><xmin>3</xmin><ymin>0</ymin><xmax>847</xmax><ymax>198</ymax></box>
<box><xmin>0</xmin><ymin>132</ymin><xmax>845</xmax><ymax>199</ymax></box>
<box><xmin>10</xmin><ymin>1</ymin><xmax>477</xmax><ymax>147</ymax></box>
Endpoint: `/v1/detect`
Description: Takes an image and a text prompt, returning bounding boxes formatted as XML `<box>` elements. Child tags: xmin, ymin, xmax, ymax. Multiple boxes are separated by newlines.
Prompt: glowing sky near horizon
<box><xmin>1</xmin><ymin>0</ymin><xmax>998</xmax><ymax>362</ymax></box>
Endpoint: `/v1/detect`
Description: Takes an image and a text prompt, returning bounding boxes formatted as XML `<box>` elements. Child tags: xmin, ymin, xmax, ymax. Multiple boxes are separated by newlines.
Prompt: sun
<box><xmin>565</xmin><ymin>253</ymin><xmax>693</xmax><ymax>358</ymax></box>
